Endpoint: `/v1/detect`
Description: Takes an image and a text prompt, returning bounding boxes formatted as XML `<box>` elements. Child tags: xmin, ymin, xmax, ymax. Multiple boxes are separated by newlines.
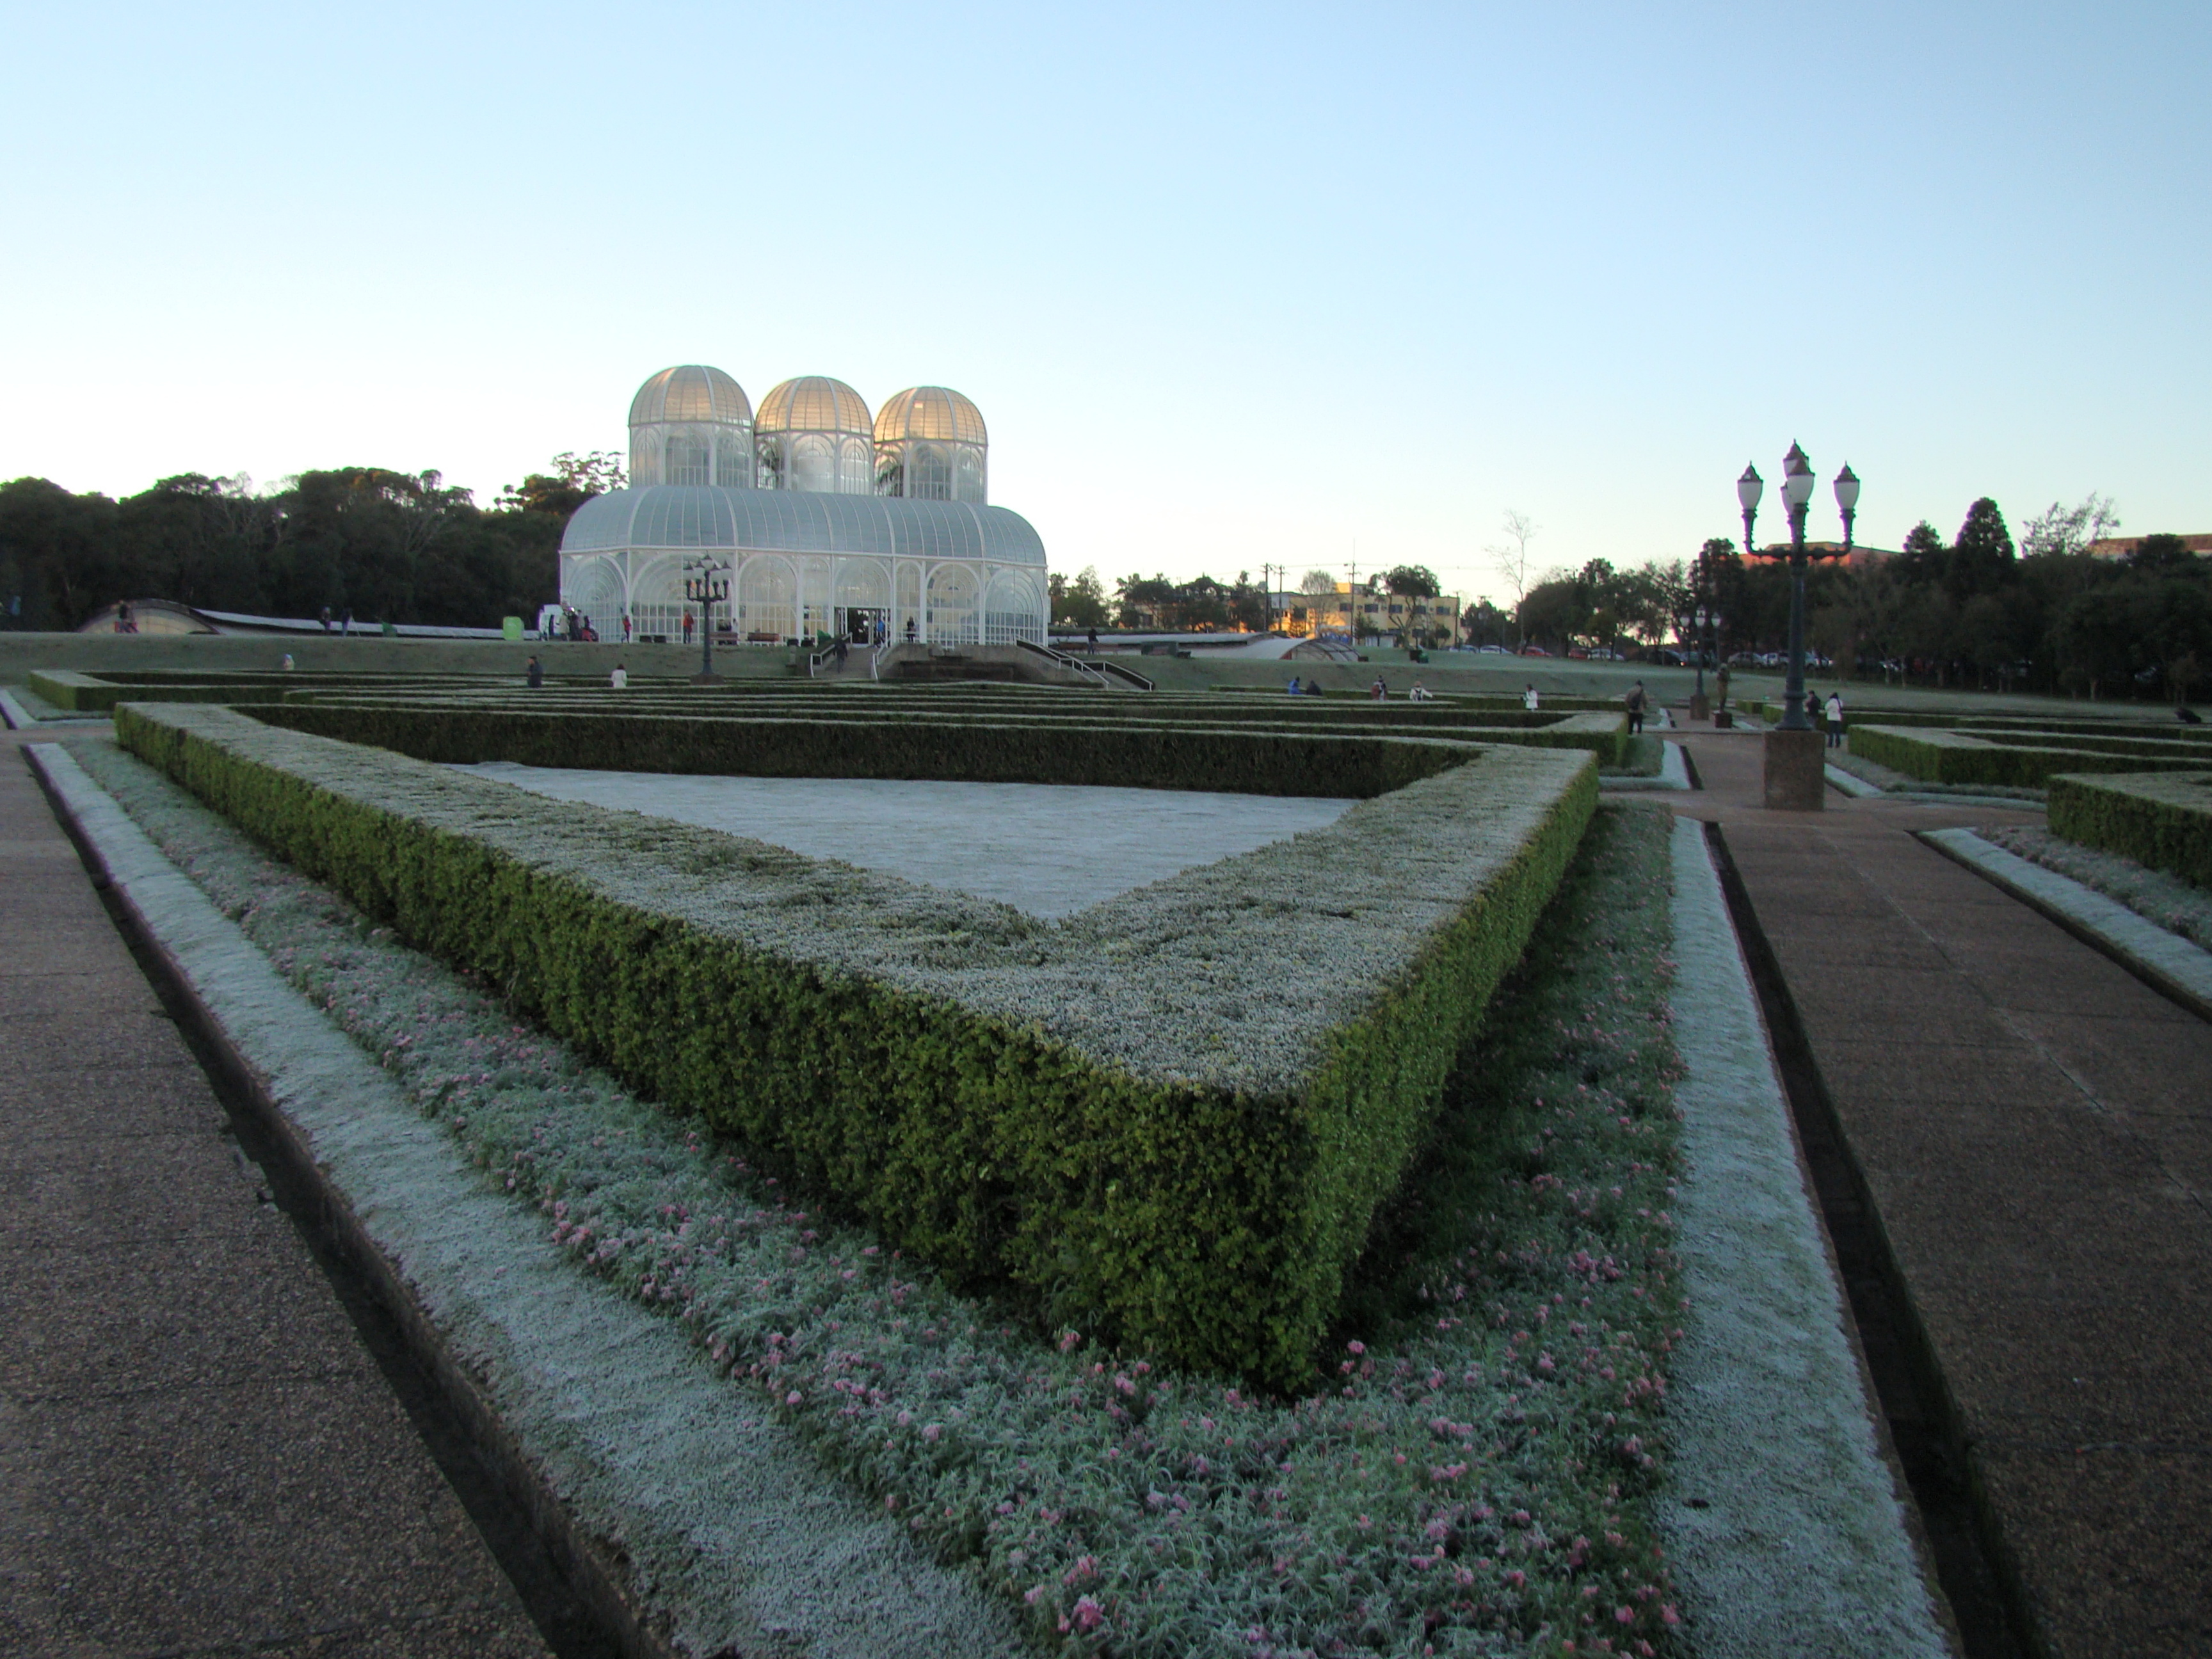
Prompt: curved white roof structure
<box><xmin>566</xmin><ymin>365</ymin><xmax>1043</xmax><ymax>648</ymax></box>
<box><xmin>562</xmin><ymin>485</ymin><xmax>1044</xmax><ymax>566</ymax></box>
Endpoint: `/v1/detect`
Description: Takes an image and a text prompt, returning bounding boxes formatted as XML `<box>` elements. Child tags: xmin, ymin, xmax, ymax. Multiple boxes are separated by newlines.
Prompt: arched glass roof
<box><xmin>561</xmin><ymin>485</ymin><xmax>1045</xmax><ymax>566</ymax></box>
<box><xmin>875</xmin><ymin>385</ymin><xmax>988</xmax><ymax>446</ymax></box>
<box><xmin>629</xmin><ymin>365</ymin><xmax>752</xmax><ymax>428</ymax></box>
<box><xmin>756</xmin><ymin>376</ymin><xmax>873</xmax><ymax>436</ymax></box>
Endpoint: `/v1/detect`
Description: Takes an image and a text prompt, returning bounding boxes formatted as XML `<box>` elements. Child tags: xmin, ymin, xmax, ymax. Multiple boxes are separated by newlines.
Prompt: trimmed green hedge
<box><xmin>2049</xmin><ymin>770</ymin><xmax>2212</xmax><ymax>890</ymax></box>
<box><xmin>117</xmin><ymin>702</ymin><xmax>1598</xmax><ymax>1388</ymax></box>
<box><xmin>1811</xmin><ymin>706</ymin><xmax>2212</xmax><ymax>743</ymax></box>
<box><xmin>267</xmin><ymin>694</ymin><xmax>1629</xmax><ymax>769</ymax></box>
<box><xmin>253</xmin><ymin>702</ymin><xmax>1477</xmax><ymax>797</ymax></box>
<box><xmin>1847</xmin><ymin>724</ymin><xmax>2212</xmax><ymax>787</ymax></box>
<box><xmin>27</xmin><ymin>668</ymin><xmax>526</xmax><ymax>711</ymax></box>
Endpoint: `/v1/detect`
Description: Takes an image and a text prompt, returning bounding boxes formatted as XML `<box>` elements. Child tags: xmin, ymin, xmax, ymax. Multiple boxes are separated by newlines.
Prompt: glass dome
<box><xmin>629</xmin><ymin>365</ymin><xmax>753</xmax><ymax>489</ymax></box>
<box><xmin>755</xmin><ymin>376</ymin><xmax>874</xmax><ymax>494</ymax></box>
<box><xmin>756</xmin><ymin>376</ymin><xmax>873</xmax><ymax>435</ymax></box>
<box><xmin>629</xmin><ymin>365</ymin><xmax>751</xmax><ymax>428</ymax></box>
<box><xmin>874</xmin><ymin>385</ymin><xmax>987</xmax><ymax>504</ymax></box>
<box><xmin>874</xmin><ymin>386</ymin><xmax>987</xmax><ymax>447</ymax></box>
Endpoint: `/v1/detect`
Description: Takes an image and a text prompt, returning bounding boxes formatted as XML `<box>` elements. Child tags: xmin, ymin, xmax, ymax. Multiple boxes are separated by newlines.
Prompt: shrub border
<box><xmin>118</xmin><ymin>701</ymin><xmax>1597</xmax><ymax>1388</ymax></box>
<box><xmin>2048</xmin><ymin>769</ymin><xmax>2212</xmax><ymax>891</ymax></box>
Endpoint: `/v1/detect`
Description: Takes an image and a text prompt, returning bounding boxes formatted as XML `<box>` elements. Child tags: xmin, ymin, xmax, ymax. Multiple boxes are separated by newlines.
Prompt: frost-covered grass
<box><xmin>1599</xmin><ymin>737</ymin><xmax>1663</xmax><ymax>778</ymax></box>
<box><xmin>1983</xmin><ymin>823</ymin><xmax>2212</xmax><ymax>951</ymax></box>
<box><xmin>72</xmin><ymin>735</ymin><xmax>1687</xmax><ymax>1659</ymax></box>
<box><xmin>1825</xmin><ymin>746</ymin><xmax>2048</xmax><ymax>801</ymax></box>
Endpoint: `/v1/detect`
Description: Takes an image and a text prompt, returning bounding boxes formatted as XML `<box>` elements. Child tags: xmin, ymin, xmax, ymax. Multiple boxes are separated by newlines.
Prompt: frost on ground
<box><xmin>1984</xmin><ymin>822</ymin><xmax>2212</xmax><ymax>950</ymax></box>
<box><xmin>1658</xmin><ymin>819</ymin><xmax>1950</xmax><ymax>1659</ymax></box>
<box><xmin>70</xmin><ymin>734</ymin><xmax>1692</xmax><ymax>1658</ymax></box>
<box><xmin>451</xmin><ymin>764</ymin><xmax>1356</xmax><ymax>918</ymax></box>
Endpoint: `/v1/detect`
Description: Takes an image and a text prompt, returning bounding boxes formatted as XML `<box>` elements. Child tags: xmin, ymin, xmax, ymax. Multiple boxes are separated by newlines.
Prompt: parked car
<box><xmin>1477</xmin><ymin>643</ymin><xmax>1511</xmax><ymax>653</ymax></box>
<box><xmin>1519</xmin><ymin>645</ymin><xmax>1551</xmax><ymax>657</ymax></box>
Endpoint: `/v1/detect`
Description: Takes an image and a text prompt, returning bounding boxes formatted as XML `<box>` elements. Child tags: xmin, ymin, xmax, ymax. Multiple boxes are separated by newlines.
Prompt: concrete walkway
<box><xmin>0</xmin><ymin>726</ymin><xmax>551</xmax><ymax>1658</ymax></box>
<box><xmin>1671</xmin><ymin>722</ymin><xmax>2212</xmax><ymax>1659</ymax></box>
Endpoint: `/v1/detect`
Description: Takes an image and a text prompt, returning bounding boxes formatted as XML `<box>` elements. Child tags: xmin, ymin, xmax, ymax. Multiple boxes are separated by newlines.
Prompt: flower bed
<box><xmin>76</xmin><ymin>732</ymin><xmax>1688</xmax><ymax>1657</ymax></box>
<box><xmin>2046</xmin><ymin>769</ymin><xmax>2212</xmax><ymax>892</ymax></box>
<box><xmin>118</xmin><ymin>701</ymin><xmax>1596</xmax><ymax>1389</ymax></box>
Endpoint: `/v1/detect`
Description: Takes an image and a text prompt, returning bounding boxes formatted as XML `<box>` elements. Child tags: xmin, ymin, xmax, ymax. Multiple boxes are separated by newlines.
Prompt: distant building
<box><xmin>1269</xmin><ymin>583</ymin><xmax>1462</xmax><ymax>643</ymax></box>
<box><xmin>560</xmin><ymin>365</ymin><xmax>1046</xmax><ymax>646</ymax></box>
<box><xmin>2087</xmin><ymin>534</ymin><xmax>2212</xmax><ymax>560</ymax></box>
<box><xmin>1754</xmin><ymin>540</ymin><xmax>1898</xmax><ymax>571</ymax></box>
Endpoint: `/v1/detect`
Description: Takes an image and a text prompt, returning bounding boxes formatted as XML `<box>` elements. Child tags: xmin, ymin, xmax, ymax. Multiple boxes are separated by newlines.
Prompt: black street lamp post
<box><xmin>684</xmin><ymin>559</ymin><xmax>730</xmax><ymax>682</ymax></box>
<box><xmin>1740</xmin><ymin>443</ymin><xmax>1859</xmax><ymax>806</ymax></box>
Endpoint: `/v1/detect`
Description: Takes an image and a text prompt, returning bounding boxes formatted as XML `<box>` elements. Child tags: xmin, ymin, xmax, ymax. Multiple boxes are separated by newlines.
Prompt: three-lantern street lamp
<box><xmin>1738</xmin><ymin>444</ymin><xmax>1859</xmax><ymax>807</ymax></box>
<box><xmin>683</xmin><ymin>559</ymin><xmax>730</xmax><ymax>682</ymax></box>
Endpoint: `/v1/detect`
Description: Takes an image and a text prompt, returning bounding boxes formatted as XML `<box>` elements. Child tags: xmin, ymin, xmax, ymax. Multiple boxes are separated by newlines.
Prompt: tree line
<box><xmin>1687</xmin><ymin>497</ymin><xmax>2209</xmax><ymax>700</ymax></box>
<box><xmin>0</xmin><ymin>453</ymin><xmax>623</xmax><ymax>631</ymax></box>
<box><xmin>1048</xmin><ymin>564</ymin><xmax>1459</xmax><ymax>644</ymax></box>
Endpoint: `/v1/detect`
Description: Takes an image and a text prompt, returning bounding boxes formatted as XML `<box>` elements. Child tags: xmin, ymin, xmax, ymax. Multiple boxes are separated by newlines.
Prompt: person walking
<box><xmin>319</xmin><ymin>605</ymin><xmax>332</xmax><ymax>633</ymax></box>
<box><xmin>905</xmin><ymin>617</ymin><xmax>918</xmax><ymax>645</ymax></box>
<box><xmin>682</xmin><ymin>611</ymin><xmax>694</xmax><ymax>645</ymax></box>
<box><xmin>526</xmin><ymin>654</ymin><xmax>543</xmax><ymax>689</ymax></box>
<box><xmin>1523</xmin><ymin>683</ymin><xmax>1540</xmax><ymax>711</ymax></box>
<box><xmin>1825</xmin><ymin>689</ymin><xmax>1845</xmax><ymax>748</ymax></box>
<box><xmin>341</xmin><ymin>607</ymin><xmax>353</xmax><ymax>637</ymax></box>
<box><xmin>1624</xmin><ymin>680</ymin><xmax>1647</xmax><ymax>735</ymax></box>
<box><xmin>1086</xmin><ymin>627</ymin><xmax>1099</xmax><ymax>654</ymax></box>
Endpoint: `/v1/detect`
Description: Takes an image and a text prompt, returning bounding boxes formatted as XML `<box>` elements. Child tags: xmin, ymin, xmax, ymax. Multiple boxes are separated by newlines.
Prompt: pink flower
<box><xmin>1073</xmin><ymin>1595</ymin><xmax>1104</xmax><ymax>1633</ymax></box>
<box><xmin>785</xmin><ymin>1390</ymin><xmax>802</xmax><ymax>1406</ymax></box>
<box><xmin>1347</xmin><ymin>1339</ymin><xmax>1366</xmax><ymax>1355</ymax></box>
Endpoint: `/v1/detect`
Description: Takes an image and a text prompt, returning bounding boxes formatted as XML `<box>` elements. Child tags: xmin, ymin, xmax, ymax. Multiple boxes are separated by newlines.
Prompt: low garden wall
<box><xmin>2048</xmin><ymin>770</ymin><xmax>2212</xmax><ymax>890</ymax></box>
<box><xmin>118</xmin><ymin>701</ymin><xmax>1598</xmax><ymax>1389</ymax></box>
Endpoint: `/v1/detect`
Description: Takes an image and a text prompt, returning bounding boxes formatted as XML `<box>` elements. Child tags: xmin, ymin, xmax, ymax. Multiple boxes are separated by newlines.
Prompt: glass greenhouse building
<box><xmin>561</xmin><ymin>365</ymin><xmax>1046</xmax><ymax>646</ymax></box>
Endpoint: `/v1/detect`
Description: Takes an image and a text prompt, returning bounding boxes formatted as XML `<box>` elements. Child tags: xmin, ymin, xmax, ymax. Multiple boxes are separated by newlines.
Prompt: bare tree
<box><xmin>1298</xmin><ymin>567</ymin><xmax>1338</xmax><ymax>595</ymax></box>
<box><xmin>2019</xmin><ymin>493</ymin><xmax>2121</xmax><ymax>559</ymax></box>
<box><xmin>1486</xmin><ymin>509</ymin><xmax>1539</xmax><ymax>644</ymax></box>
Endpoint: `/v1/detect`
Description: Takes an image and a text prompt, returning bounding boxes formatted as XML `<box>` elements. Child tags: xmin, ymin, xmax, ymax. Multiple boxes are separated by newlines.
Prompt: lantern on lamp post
<box><xmin>1739</xmin><ymin>444</ymin><xmax>1859</xmax><ymax>807</ymax></box>
<box><xmin>683</xmin><ymin>558</ymin><xmax>730</xmax><ymax>682</ymax></box>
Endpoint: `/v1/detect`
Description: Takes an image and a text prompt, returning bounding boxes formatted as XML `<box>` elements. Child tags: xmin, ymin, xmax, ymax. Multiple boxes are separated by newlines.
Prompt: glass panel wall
<box><xmin>925</xmin><ymin>563</ymin><xmax>979</xmax><ymax>645</ymax></box>
<box><xmin>737</xmin><ymin>556</ymin><xmax>797</xmax><ymax>643</ymax></box>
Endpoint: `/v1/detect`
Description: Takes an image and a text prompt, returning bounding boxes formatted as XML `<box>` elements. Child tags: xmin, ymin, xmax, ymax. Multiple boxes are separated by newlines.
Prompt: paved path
<box><xmin>1672</xmin><ymin>724</ymin><xmax>2212</xmax><ymax>1659</ymax></box>
<box><xmin>0</xmin><ymin>727</ymin><xmax>551</xmax><ymax>1658</ymax></box>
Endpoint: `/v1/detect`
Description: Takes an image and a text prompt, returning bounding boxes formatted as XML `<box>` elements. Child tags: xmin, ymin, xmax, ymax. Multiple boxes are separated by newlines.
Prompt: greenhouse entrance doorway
<box><xmin>837</xmin><ymin>606</ymin><xmax>888</xmax><ymax>645</ymax></box>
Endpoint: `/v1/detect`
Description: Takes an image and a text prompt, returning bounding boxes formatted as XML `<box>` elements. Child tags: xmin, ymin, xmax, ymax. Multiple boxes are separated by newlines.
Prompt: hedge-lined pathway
<box><xmin>0</xmin><ymin>726</ymin><xmax>552</xmax><ymax>1658</ymax></box>
<box><xmin>1671</xmin><ymin>725</ymin><xmax>2212</xmax><ymax>1659</ymax></box>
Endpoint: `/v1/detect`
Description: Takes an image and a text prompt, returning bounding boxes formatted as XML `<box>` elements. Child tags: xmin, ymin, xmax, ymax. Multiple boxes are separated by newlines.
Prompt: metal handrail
<box><xmin>1013</xmin><ymin>636</ymin><xmax>1153</xmax><ymax>690</ymax></box>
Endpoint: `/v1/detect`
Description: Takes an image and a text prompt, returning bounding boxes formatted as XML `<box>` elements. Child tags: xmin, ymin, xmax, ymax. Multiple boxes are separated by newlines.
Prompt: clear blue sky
<box><xmin>3</xmin><ymin>1</ymin><xmax>2204</xmax><ymax>605</ymax></box>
